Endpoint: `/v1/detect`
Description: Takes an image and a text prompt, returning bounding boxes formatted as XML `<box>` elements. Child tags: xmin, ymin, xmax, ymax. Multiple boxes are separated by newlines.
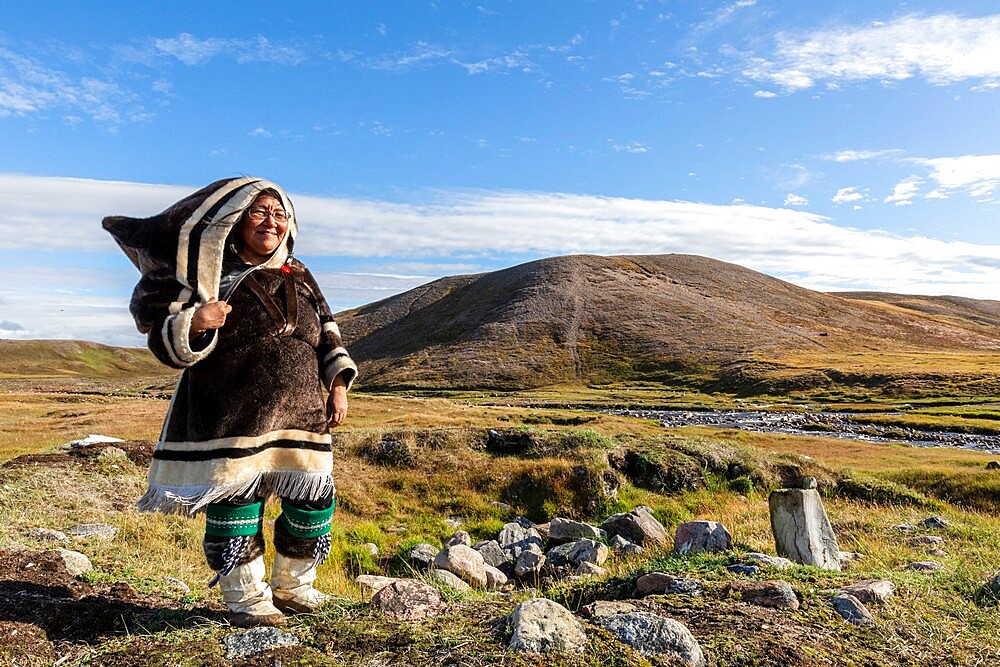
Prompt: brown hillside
<box><xmin>336</xmin><ymin>254</ymin><xmax>1000</xmax><ymax>391</ymax></box>
<box><xmin>0</xmin><ymin>339</ymin><xmax>167</xmax><ymax>380</ymax></box>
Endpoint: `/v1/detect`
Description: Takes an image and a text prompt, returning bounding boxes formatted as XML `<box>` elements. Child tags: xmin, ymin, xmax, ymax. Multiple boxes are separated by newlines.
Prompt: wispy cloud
<box><xmin>884</xmin><ymin>178</ymin><xmax>922</xmax><ymax>206</ymax></box>
<box><xmin>917</xmin><ymin>154</ymin><xmax>1000</xmax><ymax>199</ymax></box>
<box><xmin>610</xmin><ymin>140</ymin><xmax>650</xmax><ymax>154</ymax></box>
<box><xmin>151</xmin><ymin>33</ymin><xmax>306</xmax><ymax>66</ymax></box>
<box><xmin>784</xmin><ymin>193</ymin><xmax>808</xmax><ymax>207</ymax></box>
<box><xmin>744</xmin><ymin>13</ymin><xmax>1000</xmax><ymax>93</ymax></box>
<box><xmin>0</xmin><ymin>46</ymin><xmax>148</xmax><ymax>124</ymax></box>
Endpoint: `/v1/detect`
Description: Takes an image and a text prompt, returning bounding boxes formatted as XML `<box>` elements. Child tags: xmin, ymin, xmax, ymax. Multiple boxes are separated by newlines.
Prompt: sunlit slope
<box><xmin>336</xmin><ymin>254</ymin><xmax>1000</xmax><ymax>393</ymax></box>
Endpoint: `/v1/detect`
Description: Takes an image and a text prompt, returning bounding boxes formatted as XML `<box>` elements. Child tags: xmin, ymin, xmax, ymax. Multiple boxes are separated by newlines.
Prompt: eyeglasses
<box><xmin>247</xmin><ymin>208</ymin><xmax>290</xmax><ymax>223</ymax></box>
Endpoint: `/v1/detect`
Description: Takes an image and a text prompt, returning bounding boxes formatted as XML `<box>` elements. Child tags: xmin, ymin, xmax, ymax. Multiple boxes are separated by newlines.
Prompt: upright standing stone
<box><xmin>768</xmin><ymin>487</ymin><xmax>841</xmax><ymax>570</ymax></box>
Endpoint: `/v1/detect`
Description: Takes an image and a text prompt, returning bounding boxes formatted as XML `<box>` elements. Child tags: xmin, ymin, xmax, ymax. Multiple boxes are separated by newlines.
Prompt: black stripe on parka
<box><xmin>153</xmin><ymin>438</ymin><xmax>332</xmax><ymax>462</ymax></box>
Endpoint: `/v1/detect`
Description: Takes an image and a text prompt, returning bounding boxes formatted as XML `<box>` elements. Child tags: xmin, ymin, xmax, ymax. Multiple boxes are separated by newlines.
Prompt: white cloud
<box><xmin>884</xmin><ymin>178</ymin><xmax>922</xmax><ymax>206</ymax></box>
<box><xmin>832</xmin><ymin>187</ymin><xmax>864</xmax><ymax>204</ymax></box>
<box><xmin>784</xmin><ymin>193</ymin><xmax>808</xmax><ymax>207</ymax></box>
<box><xmin>744</xmin><ymin>13</ymin><xmax>1000</xmax><ymax>93</ymax></box>
<box><xmin>248</xmin><ymin>126</ymin><xmax>272</xmax><ymax>138</ymax></box>
<box><xmin>753</xmin><ymin>90</ymin><xmax>777</xmax><ymax>98</ymax></box>
<box><xmin>824</xmin><ymin>149</ymin><xmax>902</xmax><ymax>162</ymax></box>
<box><xmin>8</xmin><ymin>174</ymin><xmax>1000</xmax><ymax>345</ymax></box>
<box><xmin>916</xmin><ymin>154</ymin><xmax>1000</xmax><ymax>198</ymax></box>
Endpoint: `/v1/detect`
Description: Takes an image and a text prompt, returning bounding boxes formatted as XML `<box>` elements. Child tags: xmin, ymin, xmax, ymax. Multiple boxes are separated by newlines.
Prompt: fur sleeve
<box><xmin>130</xmin><ymin>273</ymin><xmax>218</xmax><ymax>369</ymax></box>
<box><xmin>299</xmin><ymin>264</ymin><xmax>358</xmax><ymax>391</ymax></box>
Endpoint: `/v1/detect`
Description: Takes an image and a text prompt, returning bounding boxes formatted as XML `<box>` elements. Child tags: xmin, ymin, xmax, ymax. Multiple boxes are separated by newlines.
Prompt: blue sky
<box><xmin>2</xmin><ymin>1</ymin><xmax>1000</xmax><ymax>345</ymax></box>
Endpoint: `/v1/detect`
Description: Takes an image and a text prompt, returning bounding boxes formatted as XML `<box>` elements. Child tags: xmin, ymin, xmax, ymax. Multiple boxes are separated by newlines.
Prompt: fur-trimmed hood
<box><xmin>103</xmin><ymin>177</ymin><xmax>298</xmax><ymax>368</ymax></box>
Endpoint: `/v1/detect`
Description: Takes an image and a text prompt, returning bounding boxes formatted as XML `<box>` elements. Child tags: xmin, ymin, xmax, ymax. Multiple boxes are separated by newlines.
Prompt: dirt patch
<box><xmin>1</xmin><ymin>440</ymin><xmax>156</xmax><ymax>470</ymax></box>
<box><xmin>0</xmin><ymin>548</ymin><xmax>222</xmax><ymax>660</ymax></box>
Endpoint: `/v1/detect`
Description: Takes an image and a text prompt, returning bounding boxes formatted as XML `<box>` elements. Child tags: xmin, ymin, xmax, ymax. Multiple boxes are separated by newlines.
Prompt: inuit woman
<box><xmin>104</xmin><ymin>177</ymin><xmax>357</xmax><ymax>626</ymax></box>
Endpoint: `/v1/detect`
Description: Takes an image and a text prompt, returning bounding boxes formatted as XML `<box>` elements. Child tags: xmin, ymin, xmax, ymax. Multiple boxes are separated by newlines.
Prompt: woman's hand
<box><xmin>327</xmin><ymin>377</ymin><xmax>349</xmax><ymax>428</ymax></box>
<box><xmin>191</xmin><ymin>298</ymin><xmax>232</xmax><ymax>336</ymax></box>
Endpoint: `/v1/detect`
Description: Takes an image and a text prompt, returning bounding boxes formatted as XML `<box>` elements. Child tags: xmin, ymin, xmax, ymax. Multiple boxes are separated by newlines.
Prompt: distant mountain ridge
<box><xmin>335</xmin><ymin>253</ymin><xmax>1000</xmax><ymax>393</ymax></box>
<box><xmin>0</xmin><ymin>339</ymin><xmax>165</xmax><ymax>380</ymax></box>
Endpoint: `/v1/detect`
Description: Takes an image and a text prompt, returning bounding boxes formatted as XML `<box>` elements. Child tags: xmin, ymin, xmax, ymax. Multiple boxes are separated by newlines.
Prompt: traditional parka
<box><xmin>103</xmin><ymin>176</ymin><xmax>357</xmax><ymax>515</ymax></box>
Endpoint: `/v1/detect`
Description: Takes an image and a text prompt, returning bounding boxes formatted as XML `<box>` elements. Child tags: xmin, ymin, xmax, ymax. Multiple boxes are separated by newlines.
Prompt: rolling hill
<box><xmin>0</xmin><ymin>339</ymin><xmax>167</xmax><ymax>380</ymax></box>
<box><xmin>335</xmin><ymin>254</ymin><xmax>1000</xmax><ymax>394</ymax></box>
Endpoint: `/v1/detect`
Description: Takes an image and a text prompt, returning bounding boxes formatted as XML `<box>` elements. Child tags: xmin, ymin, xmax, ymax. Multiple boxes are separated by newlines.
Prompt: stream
<box><xmin>607</xmin><ymin>408</ymin><xmax>1000</xmax><ymax>455</ymax></box>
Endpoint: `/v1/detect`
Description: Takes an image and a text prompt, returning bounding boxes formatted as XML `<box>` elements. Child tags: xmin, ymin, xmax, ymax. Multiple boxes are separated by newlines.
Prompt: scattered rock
<box><xmin>163</xmin><ymin>576</ymin><xmax>190</xmax><ymax>594</ymax></box>
<box><xmin>408</xmin><ymin>543</ymin><xmax>439</xmax><ymax>571</ymax></box>
<box><xmin>428</xmin><ymin>569</ymin><xmax>472</xmax><ymax>593</ymax></box>
<box><xmin>580</xmin><ymin>600</ymin><xmax>638</xmax><ymax>620</ymax></box>
<box><xmin>444</xmin><ymin>516</ymin><xmax>464</xmax><ymax>530</ymax></box>
<box><xmin>547</xmin><ymin>539</ymin><xmax>609</xmax><ymax>568</ymax></box>
<box><xmin>66</xmin><ymin>524</ymin><xmax>118</xmax><ymax>541</ymax></box>
<box><xmin>601</xmin><ymin>506</ymin><xmax>668</xmax><ymax>548</ymax></box>
<box><xmin>473</xmin><ymin>540</ymin><xmax>509</xmax><ymax>568</ymax></box>
<box><xmin>891</xmin><ymin>523</ymin><xmax>918</xmax><ymax>532</ymax></box>
<box><xmin>576</xmin><ymin>561</ymin><xmax>607</xmax><ymax>577</ymax></box>
<box><xmin>507</xmin><ymin>598</ymin><xmax>587</xmax><ymax>654</ymax></box>
<box><xmin>97</xmin><ymin>447</ymin><xmax>128</xmax><ymax>460</ymax></box>
<box><xmin>840</xmin><ymin>580</ymin><xmax>895</xmax><ymax>605</ymax></box>
<box><xmin>907</xmin><ymin>561</ymin><xmax>943</xmax><ymax>572</ymax></box>
<box><xmin>986</xmin><ymin>461</ymin><xmax>1000</xmax><ymax>470</ymax></box>
<box><xmin>673</xmin><ymin>521</ymin><xmax>732</xmax><ymax>556</ymax></box>
<box><xmin>444</xmin><ymin>530</ymin><xmax>472</xmax><ymax>548</ymax></box>
<box><xmin>484</xmin><ymin>564</ymin><xmax>508</xmax><ymax>590</ymax></box>
<box><xmin>547</xmin><ymin>517</ymin><xmax>605</xmax><ymax>545</ymax></box>
<box><xmin>609</xmin><ymin>533</ymin><xmax>644</xmax><ymax>556</ymax></box>
<box><xmin>371</xmin><ymin>579</ymin><xmax>445</xmax><ymax>621</ymax></box>
<box><xmin>979</xmin><ymin>572</ymin><xmax>1000</xmax><ymax>597</ymax></box>
<box><xmin>728</xmin><ymin>580</ymin><xmax>799</xmax><ymax>610</ymax></box>
<box><xmin>831</xmin><ymin>593</ymin><xmax>875</xmax><ymax>627</ymax></box>
<box><xmin>727</xmin><ymin>564</ymin><xmax>760</xmax><ymax>576</ymax></box>
<box><xmin>28</xmin><ymin>528</ymin><xmax>68</xmax><ymax>542</ymax></box>
<box><xmin>927</xmin><ymin>548</ymin><xmax>947</xmax><ymax>557</ymax></box>
<box><xmin>362</xmin><ymin>542</ymin><xmax>379</xmax><ymax>557</ymax></box>
<box><xmin>742</xmin><ymin>552</ymin><xmax>795</xmax><ymax>570</ymax></box>
<box><xmin>592</xmin><ymin>611</ymin><xmax>705</xmax><ymax>666</ymax></box>
<box><xmin>514</xmin><ymin>551</ymin><xmax>547</xmax><ymax>580</ymax></box>
<box><xmin>498</xmin><ymin>522</ymin><xmax>544</xmax><ymax>560</ymax></box>
<box><xmin>533</xmin><ymin>522</ymin><xmax>551</xmax><ymax>542</ymax></box>
<box><xmin>768</xmin><ymin>488</ymin><xmax>841</xmax><ymax>570</ymax></box>
<box><xmin>906</xmin><ymin>535</ymin><xmax>944</xmax><ymax>546</ymax></box>
<box><xmin>434</xmin><ymin>544</ymin><xmax>487</xmax><ymax>588</ymax></box>
<box><xmin>919</xmin><ymin>516</ymin><xmax>952</xmax><ymax>529</ymax></box>
<box><xmin>51</xmin><ymin>548</ymin><xmax>92</xmax><ymax>577</ymax></box>
<box><xmin>490</xmin><ymin>500</ymin><xmax>515</xmax><ymax>513</ymax></box>
<box><xmin>635</xmin><ymin>572</ymin><xmax>702</xmax><ymax>597</ymax></box>
<box><xmin>221</xmin><ymin>626</ymin><xmax>299</xmax><ymax>659</ymax></box>
<box><xmin>356</xmin><ymin>575</ymin><xmax>400</xmax><ymax>598</ymax></box>
<box><xmin>798</xmin><ymin>477</ymin><xmax>818</xmax><ymax>490</ymax></box>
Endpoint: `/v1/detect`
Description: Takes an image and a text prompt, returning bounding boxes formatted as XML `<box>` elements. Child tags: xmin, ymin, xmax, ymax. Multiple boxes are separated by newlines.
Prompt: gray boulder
<box><xmin>580</xmin><ymin>600</ymin><xmax>638</xmax><ymax>619</ymax></box>
<box><xmin>52</xmin><ymin>548</ymin><xmax>92</xmax><ymax>577</ymax></box>
<box><xmin>673</xmin><ymin>521</ymin><xmax>732</xmax><ymax>556</ymax></box>
<box><xmin>499</xmin><ymin>522</ymin><xmax>544</xmax><ymax>560</ymax></box>
<box><xmin>356</xmin><ymin>575</ymin><xmax>400</xmax><ymax>598</ymax></box>
<box><xmin>484</xmin><ymin>564</ymin><xmax>509</xmax><ymax>590</ymax></box>
<box><xmin>408</xmin><ymin>543</ymin><xmax>439</xmax><ymax>571</ymax></box>
<box><xmin>547</xmin><ymin>539</ymin><xmax>609</xmax><ymax>568</ymax></box>
<box><xmin>547</xmin><ymin>517</ymin><xmax>605</xmax><ymax>544</ymax></box>
<box><xmin>636</xmin><ymin>572</ymin><xmax>705</xmax><ymax>597</ymax></box>
<box><xmin>742</xmin><ymin>552</ymin><xmax>795</xmax><ymax>571</ymax></box>
<box><xmin>514</xmin><ymin>551</ymin><xmax>547</xmax><ymax>579</ymax></box>
<box><xmin>592</xmin><ymin>611</ymin><xmax>705</xmax><ymax>666</ymax></box>
<box><xmin>832</xmin><ymin>593</ymin><xmax>875</xmax><ymax>626</ymax></box>
<box><xmin>507</xmin><ymin>598</ymin><xmax>587</xmax><ymax>654</ymax></box>
<box><xmin>768</xmin><ymin>488</ymin><xmax>841</xmax><ymax>570</ymax></box>
<box><xmin>444</xmin><ymin>530</ymin><xmax>472</xmax><ymax>547</ymax></box>
<box><xmin>576</xmin><ymin>561</ymin><xmax>607</xmax><ymax>577</ymax></box>
<box><xmin>919</xmin><ymin>516</ymin><xmax>952</xmax><ymax>529</ymax></box>
<box><xmin>473</xmin><ymin>540</ymin><xmax>509</xmax><ymax>567</ymax></box>
<box><xmin>907</xmin><ymin>560</ymin><xmax>943</xmax><ymax>572</ymax></box>
<box><xmin>66</xmin><ymin>523</ymin><xmax>118</xmax><ymax>541</ymax></box>
<box><xmin>428</xmin><ymin>569</ymin><xmax>472</xmax><ymax>593</ymax></box>
<box><xmin>601</xmin><ymin>506</ymin><xmax>668</xmax><ymax>547</ymax></box>
<box><xmin>609</xmin><ymin>533</ymin><xmax>644</xmax><ymax>556</ymax></box>
<box><xmin>29</xmin><ymin>528</ymin><xmax>68</xmax><ymax>542</ymax></box>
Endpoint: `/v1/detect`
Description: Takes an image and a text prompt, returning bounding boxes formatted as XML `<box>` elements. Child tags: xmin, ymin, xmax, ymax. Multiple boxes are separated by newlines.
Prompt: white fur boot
<box><xmin>271</xmin><ymin>553</ymin><xmax>328</xmax><ymax>613</ymax></box>
<box><xmin>218</xmin><ymin>556</ymin><xmax>286</xmax><ymax>627</ymax></box>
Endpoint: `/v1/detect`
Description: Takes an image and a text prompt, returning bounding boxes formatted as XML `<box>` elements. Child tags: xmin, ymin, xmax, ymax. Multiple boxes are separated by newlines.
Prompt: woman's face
<box><xmin>240</xmin><ymin>194</ymin><xmax>289</xmax><ymax>261</ymax></box>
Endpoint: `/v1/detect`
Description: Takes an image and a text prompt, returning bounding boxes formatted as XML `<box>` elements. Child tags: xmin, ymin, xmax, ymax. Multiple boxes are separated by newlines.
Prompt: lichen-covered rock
<box><xmin>592</xmin><ymin>611</ymin><xmax>705</xmax><ymax>666</ymax></box>
<box><xmin>66</xmin><ymin>523</ymin><xmax>118</xmax><ymax>541</ymax></box>
<box><xmin>408</xmin><ymin>543</ymin><xmax>440</xmax><ymax>570</ymax></box>
<box><xmin>444</xmin><ymin>530</ymin><xmax>472</xmax><ymax>548</ymax></box>
<box><xmin>499</xmin><ymin>522</ymin><xmax>544</xmax><ymax>560</ymax></box>
<box><xmin>221</xmin><ymin>626</ymin><xmax>299</xmax><ymax>659</ymax></box>
<box><xmin>356</xmin><ymin>575</ymin><xmax>400</xmax><ymax>598</ymax></box>
<box><xmin>906</xmin><ymin>535</ymin><xmax>944</xmax><ymax>546</ymax></box>
<box><xmin>484</xmin><ymin>564</ymin><xmax>508</xmax><ymax>589</ymax></box>
<box><xmin>742</xmin><ymin>552</ymin><xmax>795</xmax><ymax>570</ymax></box>
<box><xmin>635</xmin><ymin>572</ymin><xmax>703</xmax><ymax>597</ymax></box>
<box><xmin>907</xmin><ymin>560</ymin><xmax>943</xmax><ymax>572</ymax></box>
<box><xmin>576</xmin><ymin>561</ymin><xmax>607</xmax><ymax>577</ymax></box>
<box><xmin>673</xmin><ymin>521</ymin><xmax>732</xmax><ymax>556</ymax></box>
<box><xmin>768</xmin><ymin>488</ymin><xmax>840</xmax><ymax>570</ymax></box>
<box><xmin>473</xmin><ymin>540</ymin><xmax>509</xmax><ymax>567</ymax></box>
<box><xmin>28</xmin><ymin>528</ymin><xmax>68</xmax><ymax>542</ymax></box>
<box><xmin>371</xmin><ymin>579</ymin><xmax>445</xmax><ymax>621</ymax></box>
<box><xmin>580</xmin><ymin>600</ymin><xmax>638</xmax><ymax>620</ymax></box>
<box><xmin>428</xmin><ymin>569</ymin><xmax>472</xmax><ymax>593</ymax></box>
<box><xmin>514</xmin><ymin>551</ymin><xmax>547</xmax><ymax>579</ymax></box>
<box><xmin>507</xmin><ymin>598</ymin><xmax>587</xmax><ymax>654</ymax></box>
